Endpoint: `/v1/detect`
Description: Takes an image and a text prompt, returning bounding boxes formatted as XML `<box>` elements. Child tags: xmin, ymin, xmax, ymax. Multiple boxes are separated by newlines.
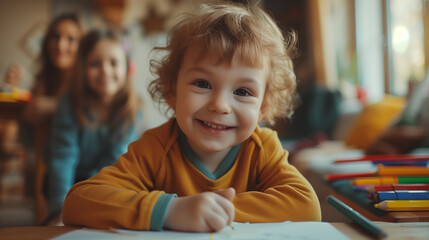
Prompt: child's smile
<box><xmin>199</xmin><ymin>120</ymin><xmax>234</xmax><ymax>130</ymax></box>
<box><xmin>172</xmin><ymin>44</ymin><xmax>267</xmax><ymax>165</ymax></box>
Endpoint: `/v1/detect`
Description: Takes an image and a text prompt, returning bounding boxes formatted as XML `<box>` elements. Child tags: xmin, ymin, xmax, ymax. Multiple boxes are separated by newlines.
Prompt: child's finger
<box><xmin>205</xmin><ymin>211</ymin><xmax>229</xmax><ymax>232</ymax></box>
<box><xmin>213</xmin><ymin>193</ymin><xmax>235</xmax><ymax>225</ymax></box>
<box><xmin>214</xmin><ymin>187</ymin><xmax>236</xmax><ymax>201</ymax></box>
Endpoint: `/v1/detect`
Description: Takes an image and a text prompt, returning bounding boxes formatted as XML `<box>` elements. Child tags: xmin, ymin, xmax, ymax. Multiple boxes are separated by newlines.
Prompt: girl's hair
<box><xmin>149</xmin><ymin>0</ymin><xmax>297</xmax><ymax>124</ymax></box>
<box><xmin>34</xmin><ymin>12</ymin><xmax>83</xmax><ymax>98</ymax></box>
<box><xmin>72</xmin><ymin>29</ymin><xmax>141</xmax><ymax>137</ymax></box>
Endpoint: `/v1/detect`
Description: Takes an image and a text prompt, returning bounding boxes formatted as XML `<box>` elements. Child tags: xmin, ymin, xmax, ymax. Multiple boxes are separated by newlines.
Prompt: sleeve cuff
<box><xmin>150</xmin><ymin>193</ymin><xmax>177</xmax><ymax>231</ymax></box>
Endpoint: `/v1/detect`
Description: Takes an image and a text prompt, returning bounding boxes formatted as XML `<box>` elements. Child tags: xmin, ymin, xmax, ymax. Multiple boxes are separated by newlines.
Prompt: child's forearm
<box><xmin>62</xmin><ymin>175</ymin><xmax>163</xmax><ymax>230</ymax></box>
<box><xmin>232</xmin><ymin>185</ymin><xmax>321</xmax><ymax>222</ymax></box>
<box><xmin>62</xmin><ymin>137</ymin><xmax>167</xmax><ymax>230</ymax></box>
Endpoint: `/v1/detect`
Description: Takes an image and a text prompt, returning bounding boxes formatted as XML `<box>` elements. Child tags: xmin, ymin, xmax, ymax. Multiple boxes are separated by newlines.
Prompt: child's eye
<box><xmin>193</xmin><ymin>80</ymin><xmax>211</xmax><ymax>89</ymax></box>
<box><xmin>234</xmin><ymin>88</ymin><xmax>251</xmax><ymax>96</ymax></box>
<box><xmin>68</xmin><ymin>36</ymin><xmax>76</xmax><ymax>43</ymax></box>
<box><xmin>89</xmin><ymin>61</ymin><xmax>100</xmax><ymax>68</ymax></box>
<box><xmin>110</xmin><ymin>60</ymin><xmax>117</xmax><ymax>67</ymax></box>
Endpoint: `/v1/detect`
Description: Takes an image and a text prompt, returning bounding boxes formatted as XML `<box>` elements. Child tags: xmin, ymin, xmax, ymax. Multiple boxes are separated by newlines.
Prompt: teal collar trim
<box><xmin>178</xmin><ymin>130</ymin><xmax>241</xmax><ymax>180</ymax></box>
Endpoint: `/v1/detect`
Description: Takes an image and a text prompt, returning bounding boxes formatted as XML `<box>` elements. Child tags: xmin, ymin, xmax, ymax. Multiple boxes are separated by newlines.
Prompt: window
<box><xmin>387</xmin><ymin>0</ymin><xmax>426</xmax><ymax>96</ymax></box>
<box><xmin>355</xmin><ymin>0</ymin><xmax>427</xmax><ymax>101</ymax></box>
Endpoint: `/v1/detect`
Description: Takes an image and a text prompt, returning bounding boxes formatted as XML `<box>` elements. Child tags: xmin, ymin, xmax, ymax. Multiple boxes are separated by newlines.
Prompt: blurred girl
<box><xmin>44</xmin><ymin>29</ymin><xmax>143</xmax><ymax>225</ymax></box>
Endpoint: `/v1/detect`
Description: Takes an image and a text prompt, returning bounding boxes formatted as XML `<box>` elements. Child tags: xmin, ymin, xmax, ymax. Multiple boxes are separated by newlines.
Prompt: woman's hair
<box><xmin>149</xmin><ymin>0</ymin><xmax>297</xmax><ymax>124</ymax></box>
<box><xmin>34</xmin><ymin>12</ymin><xmax>83</xmax><ymax>98</ymax></box>
<box><xmin>72</xmin><ymin>29</ymin><xmax>141</xmax><ymax>137</ymax></box>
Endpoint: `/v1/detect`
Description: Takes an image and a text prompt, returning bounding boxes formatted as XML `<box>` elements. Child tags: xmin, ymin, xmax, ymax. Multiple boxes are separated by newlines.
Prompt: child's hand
<box><xmin>163</xmin><ymin>187</ymin><xmax>235</xmax><ymax>232</ymax></box>
<box><xmin>4</xmin><ymin>63</ymin><xmax>23</xmax><ymax>87</ymax></box>
<box><xmin>22</xmin><ymin>96</ymin><xmax>57</xmax><ymax>123</ymax></box>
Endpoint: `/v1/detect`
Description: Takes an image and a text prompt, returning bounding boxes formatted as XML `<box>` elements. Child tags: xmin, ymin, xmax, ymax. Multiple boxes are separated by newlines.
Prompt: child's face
<box><xmin>173</xmin><ymin>46</ymin><xmax>267</xmax><ymax>155</ymax></box>
<box><xmin>86</xmin><ymin>39</ymin><xmax>127</xmax><ymax>99</ymax></box>
<box><xmin>48</xmin><ymin>20</ymin><xmax>81</xmax><ymax>70</ymax></box>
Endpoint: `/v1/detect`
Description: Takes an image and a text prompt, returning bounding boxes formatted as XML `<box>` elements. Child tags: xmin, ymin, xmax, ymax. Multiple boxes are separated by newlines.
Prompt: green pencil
<box><xmin>327</xmin><ymin>195</ymin><xmax>387</xmax><ymax>239</ymax></box>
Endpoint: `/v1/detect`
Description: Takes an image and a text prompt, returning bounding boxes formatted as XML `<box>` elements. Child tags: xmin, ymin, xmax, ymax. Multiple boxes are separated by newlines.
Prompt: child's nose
<box><xmin>58</xmin><ymin>37</ymin><xmax>69</xmax><ymax>51</ymax></box>
<box><xmin>208</xmin><ymin>92</ymin><xmax>231</xmax><ymax>114</ymax></box>
<box><xmin>100</xmin><ymin>62</ymin><xmax>111</xmax><ymax>76</ymax></box>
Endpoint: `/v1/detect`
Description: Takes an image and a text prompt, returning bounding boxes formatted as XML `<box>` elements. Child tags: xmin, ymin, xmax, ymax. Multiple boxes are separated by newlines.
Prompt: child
<box><xmin>44</xmin><ymin>29</ymin><xmax>143</xmax><ymax>225</ymax></box>
<box><xmin>63</xmin><ymin>0</ymin><xmax>321</xmax><ymax>232</ymax></box>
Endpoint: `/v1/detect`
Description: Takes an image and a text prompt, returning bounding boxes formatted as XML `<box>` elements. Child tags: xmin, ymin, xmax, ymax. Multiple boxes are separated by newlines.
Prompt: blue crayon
<box><xmin>396</xmin><ymin>190</ymin><xmax>429</xmax><ymax>200</ymax></box>
<box><xmin>375</xmin><ymin>190</ymin><xmax>429</xmax><ymax>202</ymax></box>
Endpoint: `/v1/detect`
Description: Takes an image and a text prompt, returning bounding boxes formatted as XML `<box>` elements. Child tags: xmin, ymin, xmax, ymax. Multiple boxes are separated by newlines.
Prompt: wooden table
<box><xmin>1</xmin><ymin>223</ymin><xmax>429</xmax><ymax>240</ymax></box>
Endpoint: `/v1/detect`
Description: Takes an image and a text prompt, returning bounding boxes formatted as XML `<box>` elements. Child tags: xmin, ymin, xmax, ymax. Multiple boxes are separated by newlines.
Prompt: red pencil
<box><xmin>324</xmin><ymin>172</ymin><xmax>375</xmax><ymax>181</ymax></box>
<box><xmin>334</xmin><ymin>155</ymin><xmax>429</xmax><ymax>164</ymax></box>
<box><xmin>365</xmin><ymin>184</ymin><xmax>429</xmax><ymax>193</ymax></box>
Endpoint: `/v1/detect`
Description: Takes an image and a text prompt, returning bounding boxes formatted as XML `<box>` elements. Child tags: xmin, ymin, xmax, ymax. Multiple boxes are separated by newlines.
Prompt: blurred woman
<box><xmin>22</xmin><ymin>13</ymin><xmax>83</xmax><ymax>122</ymax></box>
<box><xmin>21</xmin><ymin>13</ymin><xmax>84</xmax><ymax>225</ymax></box>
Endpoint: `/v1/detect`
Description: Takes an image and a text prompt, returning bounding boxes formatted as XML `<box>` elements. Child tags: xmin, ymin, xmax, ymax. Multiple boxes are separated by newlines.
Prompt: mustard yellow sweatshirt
<box><xmin>63</xmin><ymin>118</ymin><xmax>321</xmax><ymax>230</ymax></box>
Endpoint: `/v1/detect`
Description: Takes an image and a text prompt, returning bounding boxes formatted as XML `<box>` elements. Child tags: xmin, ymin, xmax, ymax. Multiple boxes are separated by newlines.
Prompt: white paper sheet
<box><xmin>51</xmin><ymin>228</ymin><xmax>140</xmax><ymax>240</ymax></box>
<box><xmin>114</xmin><ymin>221</ymin><xmax>350</xmax><ymax>240</ymax></box>
<box><xmin>52</xmin><ymin>222</ymin><xmax>350</xmax><ymax>240</ymax></box>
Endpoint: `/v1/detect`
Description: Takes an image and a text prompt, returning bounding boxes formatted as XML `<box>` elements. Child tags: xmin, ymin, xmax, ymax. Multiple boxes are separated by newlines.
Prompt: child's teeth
<box><xmin>205</xmin><ymin>122</ymin><xmax>227</xmax><ymax>130</ymax></box>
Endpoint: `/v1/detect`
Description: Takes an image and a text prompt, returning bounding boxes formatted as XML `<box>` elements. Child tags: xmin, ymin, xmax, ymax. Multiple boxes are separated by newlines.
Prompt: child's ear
<box><xmin>165</xmin><ymin>93</ymin><xmax>176</xmax><ymax>110</ymax></box>
<box><xmin>164</xmin><ymin>83</ymin><xmax>177</xmax><ymax>110</ymax></box>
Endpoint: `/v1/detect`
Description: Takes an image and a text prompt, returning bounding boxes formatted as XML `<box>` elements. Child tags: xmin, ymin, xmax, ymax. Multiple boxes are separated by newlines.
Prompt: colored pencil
<box><xmin>365</xmin><ymin>184</ymin><xmax>429</xmax><ymax>193</ymax></box>
<box><xmin>327</xmin><ymin>195</ymin><xmax>387</xmax><ymax>238</ymax></box>
<box><xmin>324</xmin><ymin>172</ymin><xmax>375</xmax><ymax>181</ymax></box>
<box><xmin>351</xmin><ymin>176</ymin><xmax>429</xmax><ymax>186</ymax></box>
<box><xmin>372</xmin><ymin>190</ymin><xmax>429</xmax><ymax>202</ymax></box>
<box><xmin>334</xmin><ymin>155</ymin><xmax>429</xmax><ymax>164</ymax></box>
<box><xmin>377</xmin><ymin>165</ymin><xmax>429</xmax><ymax>176</ymax></box>
<box><xmin>324</xmin><ymin>165</ymin><xmax>429</xmax><ymax>182</ymax></box>
<box><xmin>374</xmin><ymin>200</ymin><xmax>429</xmax><ymax>211</ymax></box>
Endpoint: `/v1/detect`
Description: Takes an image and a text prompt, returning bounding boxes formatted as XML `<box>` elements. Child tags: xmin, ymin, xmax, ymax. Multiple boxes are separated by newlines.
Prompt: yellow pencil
<box><xmin>351</xmin><ymin>176</ymin><xmax>429</xmax><ymax>186</ymax></box>
<box><xmin>351</xmin><ymin>176</ymin><xmax>397</xmax><ymax>186</ymax></box>
<box><xmin>230</xmin><ymin>224</ymin><xmax>235</xmax><ymax>230</ymax></box>
<box><xmin>377</xmin><ymin>165</ymin><xmax>429</xmax><ymax>176</ymax></box>
<box><xmin>374</xmin><ymin>200</ymin><xmax>429</xmax><ymax>211</ymax></box>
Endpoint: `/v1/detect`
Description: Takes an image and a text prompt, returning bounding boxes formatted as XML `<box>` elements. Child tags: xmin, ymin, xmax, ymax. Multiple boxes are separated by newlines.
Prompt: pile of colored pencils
<box><xmin>325</xmin><ymin>155</ymin><xmax>429</xmax><ymax>211</ymax></box>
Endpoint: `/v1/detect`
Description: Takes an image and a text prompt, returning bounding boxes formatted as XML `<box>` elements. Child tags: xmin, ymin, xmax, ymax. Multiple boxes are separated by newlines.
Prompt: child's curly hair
<box><xmin>149</xmin><ymin>0</ymin><xmax>297</xmax><ymax>124</ymax></box>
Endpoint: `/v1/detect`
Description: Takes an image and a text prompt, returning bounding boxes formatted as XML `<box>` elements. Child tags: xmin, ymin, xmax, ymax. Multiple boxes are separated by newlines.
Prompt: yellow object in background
<box><xmin>0</xmin><ymin>92</ymin><xmax>14</xmax><ymax>102</ymax></box>
<box><xmin>344</xmin><ymin>95</ymin><xmax>405</xmax><ymax>150</ymax></box>
<box><xmin>0</xmin><ymin>88</ymin><xmax>32</xmax><ymax>102</ymax></box>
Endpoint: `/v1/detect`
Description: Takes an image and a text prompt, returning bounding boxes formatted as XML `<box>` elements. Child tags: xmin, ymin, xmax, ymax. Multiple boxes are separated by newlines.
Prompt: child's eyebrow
<box><xmin>184</xmin><ymin>66</ymin><xmax>210</xmax><ymax>74</ymax></box>
<box><xmin>237</xmin><ymin>77</ymin><xmax>261</xmax><ymax>85</ymax></box>
<box><xmin>185</xmin><ymin>66</ymin><xmax>264</xmax><ymax>84</ymax></box>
